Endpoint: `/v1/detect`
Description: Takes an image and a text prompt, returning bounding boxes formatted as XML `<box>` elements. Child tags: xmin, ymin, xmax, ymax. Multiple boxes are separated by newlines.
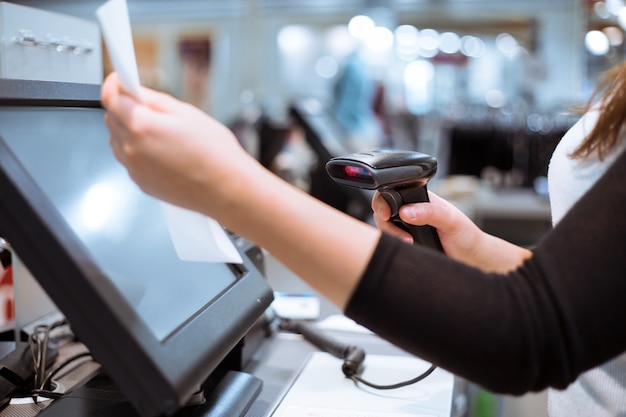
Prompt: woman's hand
<box><xmin>372</xmin><ymin>191</ymin><xmax>531</xmax><ymax>273</ymax></box>
<box><xmin>100</xmin><ymin>72</ymin><xmax>255</xmax><ymax>216</ymax></box>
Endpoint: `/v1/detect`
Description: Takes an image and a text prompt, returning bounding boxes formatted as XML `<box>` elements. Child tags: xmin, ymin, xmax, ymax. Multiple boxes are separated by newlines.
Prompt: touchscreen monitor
<box><xmin>0</xmin><ymin>79</ymin><xmax>273</xmax><ymax>417</ymax></box>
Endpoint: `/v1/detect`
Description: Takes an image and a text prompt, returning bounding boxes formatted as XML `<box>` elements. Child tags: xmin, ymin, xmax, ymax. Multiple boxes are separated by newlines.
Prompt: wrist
<box><xmin>200</xmin><ymin>150</ymin><xmax>270</xmax><ymax>227</ymax></box>
<box><xmin>474</xmin><ymin>233</ymin><xmax>531</xmax><ymax>273</ymax></box>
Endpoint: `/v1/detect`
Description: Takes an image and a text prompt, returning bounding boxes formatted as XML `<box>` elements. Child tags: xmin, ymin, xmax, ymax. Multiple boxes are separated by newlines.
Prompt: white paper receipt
<box><xmin>160</xmin><ymin>203</ymin><xmax>243</xmax><ymax>264</ymax></box>
<box><xmin>96</xmin><ymin>0</ymin><xmax>142</xmax><ymax>99</ymax></box>
<box><xmin>96</xmin><ymin>0</ymin><xmax>243</xmax><ymax>264</ymax></box>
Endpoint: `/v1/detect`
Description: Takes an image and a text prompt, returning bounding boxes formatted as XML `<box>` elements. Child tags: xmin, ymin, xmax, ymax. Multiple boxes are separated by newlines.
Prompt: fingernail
<box><xmin>401</xmin><ymin>206</ymin><xmax>419</xmax><ymax>220</ymax></box>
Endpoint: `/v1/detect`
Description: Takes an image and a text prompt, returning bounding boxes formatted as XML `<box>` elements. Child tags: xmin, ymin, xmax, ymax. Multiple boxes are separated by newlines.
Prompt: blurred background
<box><xmin>9</xmin><ymin>0</ymin><xmax>622</xmax><ymax>203</ymax></box>
<box><xmin>4</xmin><ymin>1</ymin><xmax>626</xmax><ymax>416</ymax></box>
<box><xmin>8</xmin><ymin>1</ymin><xmax>624</xmax><ymax>200</ymax></box>
<box><xmin>9</xmin><ymin>0</ymin><xmax>621</xmax><ymax>119</ymax></box>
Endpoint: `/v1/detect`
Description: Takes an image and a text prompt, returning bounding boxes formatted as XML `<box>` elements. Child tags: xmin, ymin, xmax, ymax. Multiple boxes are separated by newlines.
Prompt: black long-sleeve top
<box><xmin>345</xmin><ymin>149</ymin><xmax>626</xmax><ymax>395</ymax></box>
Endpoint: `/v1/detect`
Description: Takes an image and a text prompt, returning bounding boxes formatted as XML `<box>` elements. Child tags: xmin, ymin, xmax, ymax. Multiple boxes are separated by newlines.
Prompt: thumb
<box><xmin>398</xmin><ymin>192</ymin><xmax>458</xmax><ymax>233</ymax></box>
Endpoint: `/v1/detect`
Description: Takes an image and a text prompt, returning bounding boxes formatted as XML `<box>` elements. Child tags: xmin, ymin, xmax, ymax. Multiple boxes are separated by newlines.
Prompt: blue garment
<box><xmin>333</xmin><ymin>55</ymin><xmax>376</xmax><ymax>134</ymax></box>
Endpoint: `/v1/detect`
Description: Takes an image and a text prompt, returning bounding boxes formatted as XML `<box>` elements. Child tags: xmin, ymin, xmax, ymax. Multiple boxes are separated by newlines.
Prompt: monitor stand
<box><xmin>36</xmin><ymin>369</ymin><xmax>263</xmax><ymax>417</ymax></box>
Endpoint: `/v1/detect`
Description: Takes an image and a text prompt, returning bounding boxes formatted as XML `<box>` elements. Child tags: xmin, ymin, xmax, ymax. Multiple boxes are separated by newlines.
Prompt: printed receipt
<box><xmin>96</xmin><ymin>0</ymin><xmax>243</xmax><ymax>264</ymax></box>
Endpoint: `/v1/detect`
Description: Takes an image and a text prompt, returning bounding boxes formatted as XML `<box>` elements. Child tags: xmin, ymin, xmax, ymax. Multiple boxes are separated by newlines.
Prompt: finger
<box><xmin>103</xmin><ymin>109</ymin><xmax>129</xmax><ymax>143</ymax></box>
<box><xmin>108</xmin><ymin>134</ymin><xmax>125</xmax><ymax>165</ymax></box>
<box><xmin>375</xmin><ymin>217</ymin><xmax>414</xmax><ymax>244</ymax></box>
<box><xmin>372</xmin><ymin>191</ymin><xmax>415</xmax><ymax>243</ymax></box>
<box><xmin>100</xmin><ymin>72</ymin><xmax>121</xmax><ymax>107</ymax></box>
<box><xmin>102</xmin><ymin>82</ymin><xmax>143</xmax><ymax>129</ymax></box>
<box><xmin>399</xmin><ymin>202</ymin><xmax>437</xmax><ymax>227</ymax></box>
<box><xmin>371</xmin><ymin>192</ymin><xmax>391</xmax><ymax>221</ymax></box>
<box><xmin>104</xmin><ymin>111</ymin><xmax>124</xmax><ymax>146</ymax></box>
<box><xmin>399</xmin><ymin>194</ymin><xmax>459</xmax><ymax>233</ymax></box>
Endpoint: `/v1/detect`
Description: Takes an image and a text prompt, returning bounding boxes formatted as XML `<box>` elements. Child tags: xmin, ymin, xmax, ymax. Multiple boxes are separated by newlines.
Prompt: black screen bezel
<box><xmin>0</xmin><ymin>79</ymin><xmax>273</xmax><ymax>417</ymax></box>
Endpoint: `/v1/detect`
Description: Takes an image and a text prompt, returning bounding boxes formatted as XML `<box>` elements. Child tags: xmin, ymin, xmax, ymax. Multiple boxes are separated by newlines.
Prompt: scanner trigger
<box><xmin>380</xmin><ymin>189</ymin><xmax>403</xmax><ymax>219</ymax></box>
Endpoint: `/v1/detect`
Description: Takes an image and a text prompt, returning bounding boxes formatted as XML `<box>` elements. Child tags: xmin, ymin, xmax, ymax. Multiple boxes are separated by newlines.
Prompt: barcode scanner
<box><xmin>326</xmin><ymin>150</ymin><xmax>444</xmax><ymax>252</ymax></box>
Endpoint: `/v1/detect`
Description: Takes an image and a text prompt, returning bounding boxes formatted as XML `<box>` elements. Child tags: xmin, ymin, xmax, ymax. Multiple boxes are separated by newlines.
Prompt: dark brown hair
<box><xmin>572</xmin><ymin>60</ymin><xmax>626</xmax><ymax>160</ymax></box>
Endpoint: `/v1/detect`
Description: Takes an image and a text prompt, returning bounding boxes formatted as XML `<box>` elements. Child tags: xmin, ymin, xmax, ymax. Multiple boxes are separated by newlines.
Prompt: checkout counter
<box><xmin>246</xmin><ymin>255</ymin><xmax>458</xmax><ymax>417</ymax></box>
<box><xmin>0</xmin><ymin>252</ymin><xmax>457</xmax><ymax>417</ymax></box>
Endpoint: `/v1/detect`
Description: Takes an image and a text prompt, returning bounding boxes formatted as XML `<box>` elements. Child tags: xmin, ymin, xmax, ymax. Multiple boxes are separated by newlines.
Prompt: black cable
<box><xmin>279</xmin><ymin>319</ymin><xmax>366</xmax><ymax>376</ymax></box>
<box><xmin>28</xmin><ymin>318</ymin><xmax>72</xmax><ymax>390</ymax></box>
<box><xmin>29</xmin><ymin>351</ymin><xmax>94</xmax><ymax>405</ymax></box>
<box><xmin>39</xmin><ymin>352</ymin><xmax>94</xmax><ymax>392</ymax></box>
<box><xmin>279</xmin><ymin>319</ymin><xmax>436</xmax><ymax>390</ymax></box>
<box><xmin>29</xmin><ymin>389</ymin><xmax>64</xmax><ymax>400</ymax></box>
<box><xmin>349</xmin><ymin>364</ymin><xmax>437</xmax><ymax>390</ymax></box>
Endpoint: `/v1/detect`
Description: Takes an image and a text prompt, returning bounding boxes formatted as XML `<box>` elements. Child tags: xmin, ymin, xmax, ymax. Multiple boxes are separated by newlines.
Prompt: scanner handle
<box><xmin>380</xmin><ymin>186</ymin><xmax>444</xmax><ymax>252</ymax></box>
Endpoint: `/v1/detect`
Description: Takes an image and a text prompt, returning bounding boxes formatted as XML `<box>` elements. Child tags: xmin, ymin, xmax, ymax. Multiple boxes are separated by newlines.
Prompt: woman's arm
<box><xmin>101</xmin><ymin>73</ymin><xmax>380</xmax><ymax>309</ymax></box>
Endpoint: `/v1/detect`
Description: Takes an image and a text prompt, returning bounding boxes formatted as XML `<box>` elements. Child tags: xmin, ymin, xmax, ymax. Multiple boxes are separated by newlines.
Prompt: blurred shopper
<box><xmin>333</xmin><ymin>52</ymin><xmax>384</xmax><ymax>150</ymax></box>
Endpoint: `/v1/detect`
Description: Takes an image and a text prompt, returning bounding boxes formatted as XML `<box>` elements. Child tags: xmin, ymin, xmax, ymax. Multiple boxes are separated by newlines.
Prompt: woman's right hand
<box><xmin>372</xmin><ymin>191</ymin><xmax>532</xmax><ymax>273</ymax></box>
